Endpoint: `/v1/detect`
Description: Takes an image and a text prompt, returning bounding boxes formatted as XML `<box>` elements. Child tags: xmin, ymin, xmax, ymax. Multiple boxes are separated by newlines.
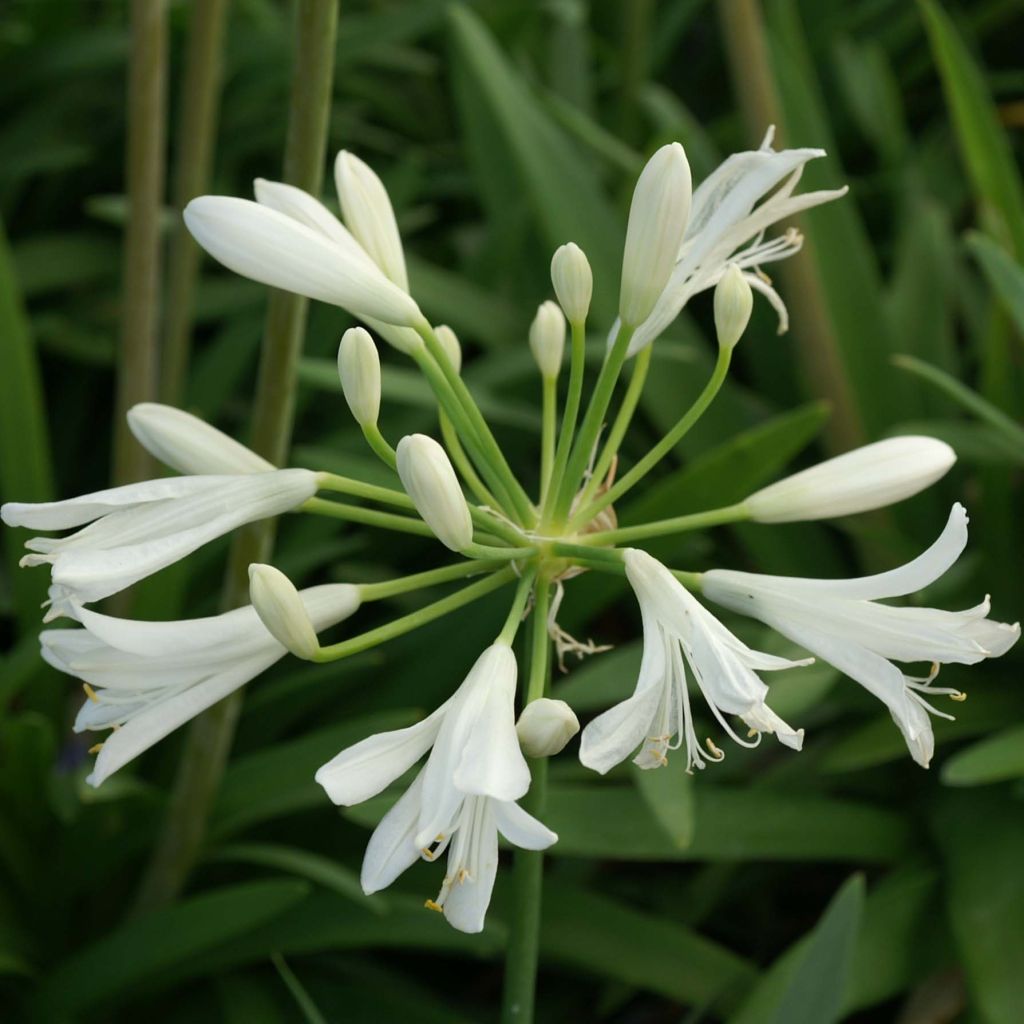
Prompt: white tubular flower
<box><xmin>184</xmin><ymin>194</ymin><xmax>420</xmax><ymax>328</ymax></box>
<box><xmin>745</xmin><ymin>436</ymin><xmax>956</xmax><ymax>523</ymax></box>
<box><xmin>248</xmin><ymin>564</ymin><xmax>320</xmax><ymax>660</ymax></box>
<box><xmin>528</xmin><ymin>300</ymin><xmax>566</xmax><ymax>379</ymax></box>
<box><xmin>43</xmin><ymin>584</ymin><xmax>360</xmax><ymax>786</ymax></box>
<box><xmin>334</xmin><ymin>151</ymin><xmax>408</xmax><ymax>290</ymax></box>
<box><xmin>703</xmin><ymin>504</ymin><xmax>1020</xmax><ymax>768</ymax></box>
<box><xmin>619</xmin><ymin>143</ymin><xmax>693</xmax><ymax>329</ymax></box>
<box><xmin>434</xmin><ymin>324</ymin><xmax>462</xmax><ymax>373</ymax></box>
<box><xmin>337</xmin><ymin>326</ymin><xmax>382</xmax><ymax>428</ymax></box>
<box><xmin>616</xmin><ymin>127</ymin><xmax>848</xmax><ymax>355</ymax></box>
<box><xmin>713</xmin><ymin>263</ymin><xmax>753</xmax><ymax>351</ymax></box>
<box><xmin>395</xmin><ymin>434</ymin><xmax>472</xmax><ymax>552</ymax></box>
<box><xmin>315</xmin><ymin>644</ymin><xmax>557</xmax><ymax>934</ymax></box>
<box><xmin>580</xmin><ymin>549</ymin><xmax>809</xmax><ymax>775</ymax></box>
<box><xmin>127</xmin><ymin>403</ymin><xmax>272</xmax><ymax>475</ymax></box>
<box><xmin>550</xmin><ymin>242</ymin><xmax>593</xmax><ymax>323</ymax></box>
<box><xmin>2</xmin><ymin>469</ymin><xmax>317</xmax><ymax>616</ymax></box>
<box><xmin>516</xmin><ymin>698</ymin><xmax>579</xmax><ymax>757</ymax></box>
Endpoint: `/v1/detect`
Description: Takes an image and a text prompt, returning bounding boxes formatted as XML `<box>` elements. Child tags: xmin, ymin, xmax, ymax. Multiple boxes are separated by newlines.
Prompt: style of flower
<box><xmin>43</xmin><ymin>583</ymin><xmax>361</xmax><ymax>786</ymax></box>
<box><xmin>580</xmin><ymin>548</ymin><xmax>809</xmax><ymax>775</ymax></box>
<box><xmin>1</xmin><ymin>469</ymin><xmax>317</xmax><ymax>618</ymax></box>
<box><xmin>315</xmin><ymin>644</ymin><xmax>556</xmax><ymax>933</ymax></box>
<box><xmin>702</xmin><ymin>503</ymin><xmax>1020</xmax><ymax>767</ymax></box>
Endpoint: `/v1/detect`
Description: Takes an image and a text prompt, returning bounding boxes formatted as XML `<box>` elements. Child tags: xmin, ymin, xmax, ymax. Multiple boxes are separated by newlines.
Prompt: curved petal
<box><xmin>359</xmin><ymin>771</ymin><xmax>425</xmax><ymax>895</ymax></box>
<box><xmin>442</xmin><ymin>801</ymin><xmax>499</xmax><ymax>934</ymax></box>
<box><xmin>493</xmin><ymin>800</ymin><xmax>558</xmax><ymax>850</ymax></box>
<box><xmin>741</xmin><ymin>703</ymin><xmax>804</xmax><ymax>751</ymax></box>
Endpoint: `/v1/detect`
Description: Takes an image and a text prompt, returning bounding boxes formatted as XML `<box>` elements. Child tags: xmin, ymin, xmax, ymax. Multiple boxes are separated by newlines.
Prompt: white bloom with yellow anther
<box><xmin>249</xmin><ymin>563</ymin><xmax>320</xmax><ymax>660</ymax></box>
<box><xmin>334</xmin><ymin>150</ymin><xmax>409</xmax><ymax>290</ymax></box>
<box><xmin>395</xmin><ymin>434</ymin><xmax>472</xmax><ymax>552</ymax></box>
<box><xmin>713</xmin><ymin>263</ymin><xmax>753</xmax><ymax>351</ymax></box>
<box><xmin>1</xmin><ymin>469</ymin><xmax>318</xmax><ymax>617</ymax></box>
<box><xmin>744</xmin><ymin>436</ymin><xmax>956</xmax><ymax>523</ymax></box>
<box><xmin>337</xmin><ymin>326</ymin><xmax>382</xmax><ymax>428</ymax></box>
<box><xmin>550</xmin><ymin>242</ymin><xmax>593</xmax><ymax>324</ymax></box>
<box><xmin>703</xmin><ymin>504</ymin><xmax>1020</xmax><ymax>768</ymax></box>
<box><xmin>42</xmin><ymin>583</ymin><xmax>360</xmax><ymax>786</ymax></box>
<box><xmin>618</xmin><ymin>142</ymin><xmax>693</xmax><ymax>329</ymax></box>
<box><xmin>516</xmin><ymin>698</ymin><xmax>579</xmax><ymax>757</ymax></box>
<box><xmin>434</xmin><ymin>324</ymin><xmax>462</xmax><ymax>373</ymax></box>
<box><xmin>315</xmin><ymin>643</ymin><xmax>556</xmax><ymax>934</ymax></box>
<box><xmin>528</xmin><ymin>301</ymin><xmax>566</xmax><ymax>379</ymax></box>
<box><xmin>580</xmin><ymin>549</ymin><xmax>808</xmax><ymax>775</ymax></box>
<box><xmin>128</xmin><ymin>403</ymin><xmax>272</xmax><ymax>476</ymax></box>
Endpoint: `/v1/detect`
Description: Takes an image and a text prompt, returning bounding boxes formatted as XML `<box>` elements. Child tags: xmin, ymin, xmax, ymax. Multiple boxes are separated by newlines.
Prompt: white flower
<box><xmin>337</xmin><ymin>326</ymin><xmax>382</xmax><ymax>428</ymax></box>
<box><xmin>702</xmin><ymin>504</ymin><xmax>1020</xmax><ymax>767</ymax></box>
<box><xmin>42</xmin><ymin>583</ymin><xmax>360</xmax><ymax>786</ymax></box>
<box><xmin>433</xmin><ymin>324</ymin><xmax>462</xmax><ymax>373</ymax></box>
<box><xmin>127</xmin><ymin>403</ymin><xmax>272</xmax><ymax>475</ymax></box>
<box><xmin>713</xmin><ymin>263</ymin><xmax>753</xmax><ymax>350</ymax></box>
<box><xmin>581</xmin><ymin>549</ymin><xmax>809</xmax><ymax>775</ymax></box>
<box><xmin>744</xmin><ymin>436</ymin><xmax>956</xmax><ymax>523</ymax></box>
<box><xmin>2</xmin><ymin>469</ymin><xmax>318</xmax><ymax>616</ymax></box>
<box><xmin>395</xmin><ymin>434</ymin><xmax>472</xmax><ymax>552</ymax></box>
<box><xmin>615</xmin><ymin>127</ymin><xmax>848</xmax><ymax>355</ymax></box>
<box><xmin>315</xmin><ymin>644</ymin><xmax>557</xmax><ymax>933</ymax></box>
<box><xmin>248</xmin><ymin>563</ymin><xmax>320</xmax><ymax>660</ymax></box>
<box><xmin>550</xmin><ymin>242</ymin><xmax>593</xmax><ymax>323</ymax></box>
<box><xmin>516</xmin><ymin>698</ymin><xmax>579</xmax><ymax>757</ymax></box>
<box><xmin>528</xmin><ymin>301</ymin><xmax>566</xmax><ymax>379</ymax></box>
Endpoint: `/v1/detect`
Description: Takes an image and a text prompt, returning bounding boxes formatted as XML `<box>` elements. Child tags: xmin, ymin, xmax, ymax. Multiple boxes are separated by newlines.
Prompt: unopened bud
<box><xmin>516</xmin><ymin>698</ymin><xmax>580</xmax><ymax>757</ymax></box>
<box><xmin>249</xmin><ymin>564</ymin><xmax>320</xmax><ymax>659</ymax></box>
<box><xmin>619</xmin><ymin>143</ymin><xmax>692</xmax><ymax>328</ymax></box>
<box><xmin>551</xmin><ymin>242</ymin><xmax>593</xmax><ymax>324</ymax></box>
<box><xmin>434</xmin><ymin>324</ymin><xmax>462</xmax><ymax>373</ymax></box>
<box><xmin>528</xmin><ymin>301</ymin><xmax>566</xmax><ymax>378</ymax></box>
<box><xmin>334</xmin><ymin>151</ymin><xmax>408</xmax><ymax>289</ymax></box>
<box><xmin>337</xmin><ymin>327</ymin><xmax>381</xmax><ymax>427</ymax></box>
<box><xmin>396</xmin><ymin>434</ymin><xmax>473</xmax><ymax>552</ymax></box>
<box><xmin>363</xmin><ymin>316</ymin><xmax>424</xmax><ymax>357</ymax></box>
<box><xmin>713</xmin><ymin>264</ymin><xmax>753</xmax><ymax>351</ymax></box>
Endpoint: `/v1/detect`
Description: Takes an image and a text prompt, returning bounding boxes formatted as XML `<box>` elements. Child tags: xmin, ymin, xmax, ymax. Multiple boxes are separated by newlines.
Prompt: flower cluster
<box><xmin>4</xmin><ymin>134</ymin><xmax>1017</xmax><ymax>934</ymax></box>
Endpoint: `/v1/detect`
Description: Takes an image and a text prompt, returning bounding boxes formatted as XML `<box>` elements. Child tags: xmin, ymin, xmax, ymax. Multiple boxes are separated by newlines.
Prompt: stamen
<box><xmin>88</xmin><ymin>742</ymin><xmax>104</xmax><ymax>754</ymax></box>
<box><xmin>705</xmin><ymin>737</ymin><xmax>725</xmax><ymax>760</ymax></box>
<box><xmin>424</xmin><ymin>899</ymin><xmax>443</xmax><ymax>913</ymax></box>
<box><xmin>949</xmin><ymin>692</ymin><xmax>967</xmax><ymax>703</ymax></box>
<box><xmin>83</xmin><ymin>683</ymin><xmax>100</xmax><ymax>703</ymax></box>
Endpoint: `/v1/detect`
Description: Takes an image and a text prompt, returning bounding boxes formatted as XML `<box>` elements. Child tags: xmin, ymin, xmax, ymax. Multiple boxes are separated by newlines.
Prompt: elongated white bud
<box><xmin>248</xmin><ymin>564</ymin><xmax>320</xmax><ymax>659</ymax></box>
<box><xmin>619</xmin><ymin>143</ymin><xmax>692</xmax><ymax>329</ymax></box>
<box><xmin>334</xmin><ymin>151</ymin><xmax>408</xmax><ymax>290</ymax></box>
<box><xmin>745</xmin><ymin>437</ymin><xmax>957</xmax><ymax>523</ymax></box>
<box><xmin>395</xmin><ymin>434</ymin><xmax>472</xmax><ymax>551</ymax></box>
<box><xmin>528</xmin><ymin>301</ymin><xmax>566</xmax><ymax>378</ymax></box>
<box><xmin>434</xmin><ymin>324</ymin><xmax>462</xmax><ymax>373</ymax></box>
<box><xmin>516</xmin><ymin>698</ymin><xmax>579</xmax><ymax>757</ymax></box>
<box><xmin>551</xmin><ymin>242</ymin><xmax>592</xmax><ymax>324</ymax></box>
<box><xmin>127</xmin><ymin>403</ymin><xmax>273</xmax><ymax>475</ymax></box>
<box><xmin>337</xmin><ymin>327</ymin><xmax>381</xmax><ymax>427</ymax></box>
<box><xmin>363</xmin><ymin>315</ymin><xmax>424</xmax><ymax>356</ymax></box>
<box><xmin>713</xmin><ymin>264</ymin><xmax>753</xmax><ymax>350</ymax></box>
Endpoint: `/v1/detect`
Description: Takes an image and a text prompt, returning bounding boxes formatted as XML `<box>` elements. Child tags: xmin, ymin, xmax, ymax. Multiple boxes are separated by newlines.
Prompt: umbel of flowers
<box><xmin>3</xmin><ymin>136</ymin><xmax>1017</xmax><ymax>934</ymax></box>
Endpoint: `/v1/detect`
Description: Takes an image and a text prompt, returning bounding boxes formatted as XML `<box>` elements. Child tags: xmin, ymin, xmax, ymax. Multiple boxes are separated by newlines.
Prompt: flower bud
<box><xmin>249</xmin><ymin>564</ymin><xmax>320</xmax><ymax>659</ymax></box>
<box><xmin>618</xmin><ymin>142</ymin><xmax>692</xmax><ymax>328</ymax></box>
<box><xmin>395</xmin><ymin>434</ymin><xmax>473</xmax><ymax>552</ymax></box>
<box><xmin>713</xmin><ymin>264</ymin><xmax>753</xmax><ymax>351</ymax></box>
<box><xmin>745</xmin><ymin>437</ymin><xmax>957</xmax><ymax>523</ymax></box>
<box><xmin>551</xmin><ymin>242</ymin><xmax>592</xmax><ymax>324</ymax></box>
<box><xmin>337</xmin><ymin>327</ymin><xmax>381</xmax><ymax>427</ymax></box>
<box><xmin>127</xmin><ymin>403</ymin><xmax>273</xmax><ymax>475</ymax></box>
<box><xmin>434</xmin><ymin>324</ymin><xmax>462</xmax><ymax>373</ymax></box>
<box><xmin>334</xmin><ymin>151</ymin><xmax>408</xmax><ymax>290</ymax></box>
<box><xmin>363</xmin><ymin>316</ymin><xmax>424</xmax><ymax>357</ymax></box>
<box><xmin>528</xmin><ymin>301</ymin><xmax>566</xmax><ymax>378</ymax></box>
<box><xmin>516</xmin><ymin>698</ymin><xmax>580</xmax><ymax>757</ymax></box>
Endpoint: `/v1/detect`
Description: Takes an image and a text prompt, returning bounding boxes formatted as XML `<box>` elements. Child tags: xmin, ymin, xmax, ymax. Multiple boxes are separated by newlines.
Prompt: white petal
<box><xmin>493</xmin><ymin>800</ymin><xmax>558</xmax><ymax>850</ymax></box>
<box><xmin>359</xmin><ymin>771</ymin><xmax>425</xmax><ymax>894</ymax></box>
<box><xmin>442</xmin><ymin>802</ymin><xmax>499</xmax><ymax>934</ymax></box>
<box><xmin>741</xmin><ymin>704</ymin><xmax>804</xmax><ymax>751</ymax></box>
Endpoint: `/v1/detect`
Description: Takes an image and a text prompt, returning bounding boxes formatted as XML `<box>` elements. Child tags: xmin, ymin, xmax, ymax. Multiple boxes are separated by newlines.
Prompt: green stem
<box><xmin>361</xmin><ymin>423</ymin><xmax>397</xmax><ymax>470</ymax></box>
<box><xmin>543</xmin><ymin>320</ymin><xmax>587</xmax><ymax>521</ymax></box>
<box><xmin>671</xmin><ymin>569</ymin><xmax>703</xmax><ymax>590</ymax></box>
<box><xmin>567</xmin><ymin>346</ymin><xmax>730</xmax><ymax>532</ymax></box>
<box><xmin>539</xmin><ymin>375</ymin><xmax>557</xmax><ymax>504</ymax></box>
<box><xmin>462</xmin><ymin>542</ymin><xmax>536</xmax><ymax>562</ymax></box>
<box><xmin>317</xmin><ymin>471</ymin><xmax>415</xmax><ymax>510</ymax></box>
<box><xmin>359</xmin><ymin>560</ymin><xmax>504</xmax><ymax>601</ymax></box>
<box><xmin>315</xmin><ymin>569</ymin><xmax>514</xmax><ymax>661</ymax></box>
<box><xmin>549</xmin><ymin>541</ymin><xmax>624</xmax><ymax>566</ymax></box>
<box><xmin>501</xmin><ymin>577</ymin><xmax>552</xmax><ymax>1024</ymax></box>
<box><xmin>302</xmin><ymin>497</ymin><xmax>434</xmax><ymax>537</ymax></box>
<box><xmin>441</xmin><ymin>409</ymin><xmax>499</xmax><ymax>508</ymax></box>
<box><xmin>497</xmin><ymin>567</ymin><xmax>539</xmax><ymax>644</ymax></box>
<box><xmin>134</xmin><ymin>0</ymin><xmax>338</xmax><ymax>914</ymax></box>
<box><xmin>580</xmin><ymin>501</ymin><xmax>749</xmax><ymax>546</ymax></box>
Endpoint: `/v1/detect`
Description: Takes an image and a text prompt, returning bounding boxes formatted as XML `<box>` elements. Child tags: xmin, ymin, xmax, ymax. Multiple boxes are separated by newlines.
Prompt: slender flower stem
<box><xmin>317</xmin><ymin>472</ymin><xmax>415</xmax><ymax>510</ymax></box>
<box><xmin>671</xmin><ymin>569</ymin><xmax>703</xmax><ymax>591</ymax></box>
<box><xmin>361</xmin><ymin>423</ymin><xmax>397</xmax><ymax>469</ymax></box>
<box><xmin>114</xmin><ymin>0</ymin><xmax>167</xmax><ymax>485</ymax></box>
<box><xmin>543</xmin><ymin>319</ymin><xmax>587</xmax><ymax>519</ymax></box>
<box><xmin>567</xmin><ymin>347</ymin><xmax>731</xmax><ymax>531</ymax></box>
<box><xmin>302</xmin><ymin>497</ymin><xmax>434</xmax><ymax>537</ymax></box>
<box><xmin>581</xmin><ymin>501</ymin><xmax>750</xmax><ymax>546</ymax></box>
<box><xmin>549</xmin><ymin>323</ymin><xmax>636</xmax><ymax>526</ymax></box>
<box><xmin>549</xmin><ymin>541</ymin><xmax>624</xmax><ymax>566</ymax></box>
<box><xmin>462</xmin><ymin>542</ymin><xmax>537</xmax><ymax>562</ymax></box>
<box><xmin>315</xmin><ymin>569</ymin><xmax>515</xmax><ymax>661</ymax></box>
<box><xmin>441</xmin><ymin>410</ymin><xmax>499</xmax><ymax>508</ymax></box>
<box><xmin>359</xmin><ymin>560</ymin><xmax>505</xmax><ymax>601</ymax></box>
<box><xmin>578</xmin><ymin>343</ymin><xmax>651</xmax><ymax>508</ymax></box>
<box><xmin>539</xmin><ymin>375</ymin><xmax>557</xmax><ymax>504</ymax></box>
<box><xmin>501</xmin><ymin>576</ymin><xmax>552</xmax><ymax>1024</ymax></box>
<box><xmin>134</xmin><ymin>0</ymin><xmax>338</xmax><ymax>914</ymax></box>
<box><xmin>497</xmin><ymin>567</ymin><xmax>539</xmax><ymax>644</ymax></box>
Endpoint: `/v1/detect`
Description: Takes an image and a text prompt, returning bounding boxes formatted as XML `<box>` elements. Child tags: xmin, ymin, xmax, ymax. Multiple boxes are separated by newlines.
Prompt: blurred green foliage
<box><xmin>0</xmin><ymin>0</ymin><xmax>1022</xmax><ymax>1021</ymax></box>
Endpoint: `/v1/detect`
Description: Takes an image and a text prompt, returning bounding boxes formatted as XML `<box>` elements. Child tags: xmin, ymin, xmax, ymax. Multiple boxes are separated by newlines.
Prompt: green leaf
<box><xmin>271</xmin><ymin>954</ymin><xmax>328</xmax><ymax>1024</ymax></box>
<box><xmin>967</xmin><ymin>231</ymin><xmax>1024</xmax><ymax>337</ymax></box>
<box><xmin>633</xmin><ymin>754</ymin><xmax>695</xmax><ymax>849</ymax></box>
<box><xmin>941</xmin><ymin>725</ymin><xmax>1024</xmax><ymax>786</ymax></box>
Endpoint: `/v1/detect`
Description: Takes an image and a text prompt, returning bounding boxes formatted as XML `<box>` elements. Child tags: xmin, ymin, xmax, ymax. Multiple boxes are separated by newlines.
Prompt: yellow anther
<box><xmin>705</xmin><ymin>737</ymin><xmax>725</xmax><ymax>759</ymax></box>
<box><xmin>457</xmin><ymin>868</ymin><xmax>469</xmax><ymax>883</ymax></box>
<box><xmin>435</xmin><ymin>834</ymin><xmax>445</xmax><ymax>842</ymax></box>
<box><xmin>747</xmin><ymin>728</ymin><xmax>759</xmax><ymax>739</ymax></box>
<box><xmin>420</xmin><ymin>848</ymin><xmax>435</xmax><ymax>861</ymax></box>
<box><xmin>88</xmin><ymin>742</ymin><xmax>104</xmax><ymax>754</ymax></box>
<box><xmin>423</xmin><ymin>899</ymin><xmax>443</xmax><ymax>914</ymax></box>
<box><xmin>83</xmin><ymin>683</ymin><xmax>99</xmax><ymax>703</ymax></box>
<box><xmin>949</xmin><ymin>691</ymin><xmax>967</xmax><ymax>703</ymax></box>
